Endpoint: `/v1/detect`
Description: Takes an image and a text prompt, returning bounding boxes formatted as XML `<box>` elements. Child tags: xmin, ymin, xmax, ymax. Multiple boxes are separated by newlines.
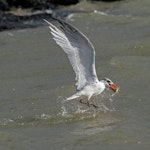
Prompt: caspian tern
<box><xmin>44</xmin><ymin>17</ymin><xmax>119</xmax><ymax>107</ymax></box>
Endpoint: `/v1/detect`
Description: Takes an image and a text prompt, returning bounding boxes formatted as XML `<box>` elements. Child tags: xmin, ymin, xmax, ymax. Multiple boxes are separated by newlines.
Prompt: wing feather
<box><xmin>44</xmin><ymin>18</ymin><xmax>98</xmax><ymax>90</ymax></box>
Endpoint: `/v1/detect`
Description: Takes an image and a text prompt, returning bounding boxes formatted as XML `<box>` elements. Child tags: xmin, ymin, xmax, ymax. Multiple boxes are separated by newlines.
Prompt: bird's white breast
<box><xmin>80</xmin><ymin>81</ymin><xmax>105</xmax><ymax>97</ymax></box>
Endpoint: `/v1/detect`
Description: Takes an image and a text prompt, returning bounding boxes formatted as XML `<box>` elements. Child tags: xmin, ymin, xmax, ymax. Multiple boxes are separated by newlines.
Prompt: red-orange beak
<box><xmin>109</xmin><ymin>83</ymin><xmax>119</xmax><ymax>93</ymax></box>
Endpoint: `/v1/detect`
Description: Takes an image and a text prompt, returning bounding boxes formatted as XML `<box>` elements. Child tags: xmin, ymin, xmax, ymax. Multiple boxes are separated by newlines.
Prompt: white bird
<box><xmin>44</xmin><ymin>17</ymin><xmax>119</xmax><ymax>107</ymax></box>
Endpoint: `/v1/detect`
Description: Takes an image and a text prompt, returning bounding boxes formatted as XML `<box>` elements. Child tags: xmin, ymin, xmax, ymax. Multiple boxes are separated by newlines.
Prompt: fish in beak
<box><xmin>109</xmin><ymin>83</ymin><xmax>119</xmax><ymax>93</ymax></box>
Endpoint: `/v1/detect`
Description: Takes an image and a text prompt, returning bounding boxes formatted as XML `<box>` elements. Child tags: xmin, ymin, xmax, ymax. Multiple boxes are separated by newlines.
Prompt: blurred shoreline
<box><xmin>0</xmin><ymin>0</ymin><xmax>122</xmax><ymax>31</ymax></box>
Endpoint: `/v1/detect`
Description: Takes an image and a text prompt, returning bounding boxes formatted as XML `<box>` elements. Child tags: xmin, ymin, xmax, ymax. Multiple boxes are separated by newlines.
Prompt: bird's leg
<box><xmin>79</xmin><ymin>99</ymin><xmax>90</xmax><ymax>107</ymax></box>
<box><xmin>79</xmin><ymin>99</ymin><xmax>99</xmax><ymax>109</ymax></box>
<box><xmin>87</xmin><ymin>96</ymin><xmax>99</xmax><ymax>109</ymax></box>
<box><xmin>90</xmin><ymin>103</ymin><xmax>99</xmax><ymax>109</ymax></box>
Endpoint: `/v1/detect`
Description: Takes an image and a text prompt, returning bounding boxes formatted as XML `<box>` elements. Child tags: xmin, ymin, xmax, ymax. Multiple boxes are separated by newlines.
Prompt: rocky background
<box><xmin>0</xmin><ymin>0</ymin><xmax>122</xmax><ymax>31</ymax></box>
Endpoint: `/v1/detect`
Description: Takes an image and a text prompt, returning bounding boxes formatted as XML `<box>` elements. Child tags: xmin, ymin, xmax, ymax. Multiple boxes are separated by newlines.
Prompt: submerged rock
<box><xmin>0</xmin><ymin>12</ymin><xmax>51</xmax><ymax>31</ymax></box>
<box><xmin>0</xmin><ymin>0</ymin><xmax>123</xmax><ymax>31</ymax></box>
<box><xmin>0</xmin><ymin>0</ymin><xmax>9</xmax><ymax>11</ymax></box>
<box><xmin>4</xmin><ymin>0</ymin><xmax>79</xmax><ymax>9</ymax></box>
<box><xmin>2</xmin><ymin>0</ymin><xmax>121</xmax><ymax>10</ymax></box>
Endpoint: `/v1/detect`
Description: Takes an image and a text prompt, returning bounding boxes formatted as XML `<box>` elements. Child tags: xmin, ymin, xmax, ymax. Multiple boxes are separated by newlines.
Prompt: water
<box><xmin>0</xmin><ymin>0</ymin><xmax>150</xmax><ymax>149</ymax></box>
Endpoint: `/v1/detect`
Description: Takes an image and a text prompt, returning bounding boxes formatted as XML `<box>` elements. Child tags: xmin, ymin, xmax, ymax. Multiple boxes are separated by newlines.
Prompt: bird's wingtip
<box><xmin>43</xmin><ymin>19</ymin><xmax>50</xmax><ymax>24</ymax></box>
<box><xmin>43</xmin><ymin>18</ymin><xmax>55</xmax><ymax>29</ymax></box>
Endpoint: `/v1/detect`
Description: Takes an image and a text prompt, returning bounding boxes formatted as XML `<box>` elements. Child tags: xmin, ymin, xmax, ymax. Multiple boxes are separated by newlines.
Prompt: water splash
<box><xmin>0</xmin><ymin>91</ymin><xmax>118</xmax><ymax>128</ymax></box>
<box><xmin>93</xmin><ymin>10</ymin><xmax>108</xmax><ymax>16</ymax></box>
<box><xmin>56</xmin><ymin>90</ymin><xmax>117</xmax><ymax>118</ymax></box>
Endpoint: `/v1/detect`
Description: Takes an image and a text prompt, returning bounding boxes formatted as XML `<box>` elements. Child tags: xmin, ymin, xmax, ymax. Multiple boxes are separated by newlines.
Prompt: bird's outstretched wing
<box><xmin>44</xmin><ymin>17</ymin><xmax>98</xmax><ymax>90</ymax></box>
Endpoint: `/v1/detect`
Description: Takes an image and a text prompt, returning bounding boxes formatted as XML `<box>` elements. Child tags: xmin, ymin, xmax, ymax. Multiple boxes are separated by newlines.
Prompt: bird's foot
<box><xmin>79</xmin><ymin>99</ymin><xmax>99</xmax><ymax>109</ymax></box>
<box><xmin>90</xmin><ymin>103</ymin><xmax>99</xmax><ymax>109</ymax></box>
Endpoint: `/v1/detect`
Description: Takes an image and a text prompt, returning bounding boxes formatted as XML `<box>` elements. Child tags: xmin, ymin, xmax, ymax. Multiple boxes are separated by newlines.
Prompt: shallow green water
<box><xmin>0</xmin><ymin>0</ymin><xmax>150</xmax><ymax>149</ymax></box>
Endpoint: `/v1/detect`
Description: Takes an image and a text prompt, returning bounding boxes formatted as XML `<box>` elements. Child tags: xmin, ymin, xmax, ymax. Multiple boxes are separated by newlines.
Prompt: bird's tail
<box><xmin>65</xmin><ymin>93</ymin><xmax>80</xmax><ymax>101</ymax></box>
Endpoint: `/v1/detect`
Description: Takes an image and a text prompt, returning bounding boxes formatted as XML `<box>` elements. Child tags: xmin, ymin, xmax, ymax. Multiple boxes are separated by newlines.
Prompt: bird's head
<box><xmin>102</xmin><ymin>78</ymin><xmax>119</xmax><ymax>93</ymax></box>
